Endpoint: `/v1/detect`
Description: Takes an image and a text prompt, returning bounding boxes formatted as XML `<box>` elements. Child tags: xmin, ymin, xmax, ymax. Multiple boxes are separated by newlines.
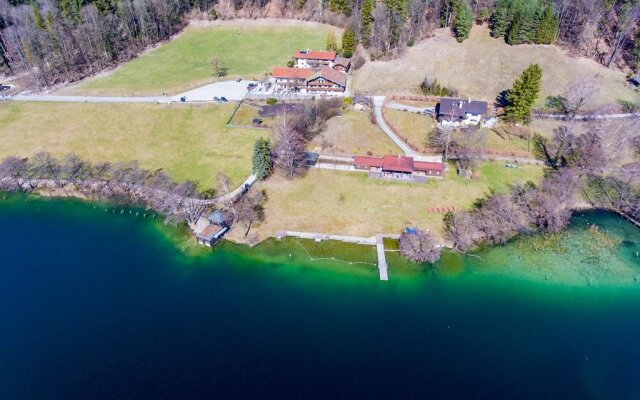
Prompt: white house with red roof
<box><xmin>294</xmin><ymin>50</ymin><xmax>337</xmax><ymax>68</ymax></box>
<box><xmin>271</xmin><ymin>66</ymin><xmax>347</xmax><ymax>93</ymax></box>
<box><xmin>354</xmin><ymin>155</ymin><xmax>445</xmax><ymax>182</ymax></box>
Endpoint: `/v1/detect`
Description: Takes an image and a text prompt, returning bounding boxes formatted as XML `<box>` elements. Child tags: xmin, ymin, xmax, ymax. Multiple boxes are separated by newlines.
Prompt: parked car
<box><xmin>236</xmin><ymin>79</ymin><xmax>242</xmax><ymax>82</ymax></box>
<box><xmin>247</xmin><ymin>83</ymin><xmax>257</xmax><ymax>90</ymax></box>
<box><xmin>213</xmin><ymin>96</ymin><xmax>221</xmax><ymax>103</ymax></box>
<box><xmin>180</xmin><ymin>96</ymin><xmax>186</xmax><ymax>102</ymax></box>
<box><xmin>0</xmin><ymin>85</ymin><xmax>10</xmax><ymax>92</ymax></box>
<box><xmin>220</xmin><ymin>97</ymin><xmax>228</xmax><ymax>103</ymax></box>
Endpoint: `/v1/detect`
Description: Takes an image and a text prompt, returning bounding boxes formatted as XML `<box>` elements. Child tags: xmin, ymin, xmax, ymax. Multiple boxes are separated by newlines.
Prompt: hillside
<box><xmin>352</xmin><ymin>25</ymin><xmax>636</xmax><ymax>106</ymax></box>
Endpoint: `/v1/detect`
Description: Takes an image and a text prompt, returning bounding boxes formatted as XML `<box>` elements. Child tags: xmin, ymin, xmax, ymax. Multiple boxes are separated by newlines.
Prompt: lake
<box><xmin>1</xmin><ymin>195</ymin><xmax>640</xmax><ymax>399</ymax></box>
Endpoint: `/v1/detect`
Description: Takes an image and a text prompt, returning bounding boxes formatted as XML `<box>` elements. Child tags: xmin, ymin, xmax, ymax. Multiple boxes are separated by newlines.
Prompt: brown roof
<box><xmin>382</xmin><ymin>155</ymin><xmax>414</xmax><ymax>173</ymax></box>
<box><xmin>354</xmin><ymin>156</ymin><xmax>383</xmax><ymax>168</ymax></box>
<box><xmin>294</xmin><ymin>50</ymin><xmax>336</xmax><ymax>61</ymax></box>
<box><xmin>272</xmin><ymin>67</ymin><xmax>313</xmax><ymax>79</ymax></box>
<box><xmin>355</xmin><ymin>155</ymin><xmax>446</xmax><ymax>173</ymax></box>
<box><xmin>198</xmin><ymin>224</ymin><xmax>225</xmax><ymax>239</ymax></box>
<box><xmin>306</xmin><ymin>66</ymin><xmax>347</xmax><ymax>87</ymax></box>
<box><xmin>414</xmin><ymin>161</ymin><xmax>446</xmax><ymax>172</ymax></box>
<box><xmin>334</xmin><ymin>56</ymin><xmax>351</xmax><ymax>67</ymax></box>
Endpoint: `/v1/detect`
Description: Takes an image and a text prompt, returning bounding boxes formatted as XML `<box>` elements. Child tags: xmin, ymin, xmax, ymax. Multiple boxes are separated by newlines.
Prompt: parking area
<box><xmin>175</xmin><ymin>80</ymin><xmax>257</xmax><ymax>102</ymax></box>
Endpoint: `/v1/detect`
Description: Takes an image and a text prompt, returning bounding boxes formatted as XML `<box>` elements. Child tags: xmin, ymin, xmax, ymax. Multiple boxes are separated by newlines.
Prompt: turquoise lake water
<box><xmin>1</xmin><ymin>195</ymin><xmax>640</xmax><ymax>399</ymax></box>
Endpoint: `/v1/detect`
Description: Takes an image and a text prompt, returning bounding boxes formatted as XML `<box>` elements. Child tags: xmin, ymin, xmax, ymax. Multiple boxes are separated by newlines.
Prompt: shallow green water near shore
<box><xmin>1</xmin><ymin>194</ymin><xmax>640</xmax><ymax>399</ymax></box>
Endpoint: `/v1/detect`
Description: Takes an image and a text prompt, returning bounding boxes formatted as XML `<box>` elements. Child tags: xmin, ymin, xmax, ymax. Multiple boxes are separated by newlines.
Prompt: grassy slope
<box><xmin>68</xmin><ymin>25</ymin><xmax>334</xmax><ymax>96</ymax></box>
<box><xmin>352</xmin><ymin>25</ymin><xmax>636</xmax><ymax>106</ymax></box>
<box><xmin>238</xmin><ymin>162</ymin><xmax>544</xmax><ymax>243</ymax></box>
<box><xmin>310</xmin><ymin>111</ymin><xmax>401</xmax><ymax>156</ymax></box>
<box><xmin>0</xmin><ymin>102</ymin><xmax>266</xmax><ymax>188</ymax></box>
<box><xmin>384</xmin><ymin>109</ymin><xmax>436</xmax><ymax>150</ymax></box>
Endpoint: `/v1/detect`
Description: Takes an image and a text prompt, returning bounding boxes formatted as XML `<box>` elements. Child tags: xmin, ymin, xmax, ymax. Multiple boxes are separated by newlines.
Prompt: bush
<box><xmin>420</xmin><ymin>77</ymin><xmax>458</xmax><ymax>97</ymax></box>
<box><xmin>618</xmin><ymin>99</ymin><xmax>639</xmax><ymax>113</ymax></box>
<box><xmin>266</xmin><ymin>98</ymin><xmax>277</xmax><ymax>106</ymax></box>
<box><xmin>352</xmin><ymin>53</ymin><xmax>366</xmax><ymax>70</ymax></box>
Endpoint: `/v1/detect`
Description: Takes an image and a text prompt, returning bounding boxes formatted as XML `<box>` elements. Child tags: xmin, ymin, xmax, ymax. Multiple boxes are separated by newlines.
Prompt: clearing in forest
<box><xmin>352</xmin><ymin>25</ymin><xmax>636</xmax><ymax>106</ymax></box>
<box><xmin>0</xmin><ymin>102</ymin><xmax>265</xmax><ymax>188</ymax></box>
<box><xmin>66</xmin><ymin>22</ymin><xmax>338</xmax><ymax>96</ymax></box>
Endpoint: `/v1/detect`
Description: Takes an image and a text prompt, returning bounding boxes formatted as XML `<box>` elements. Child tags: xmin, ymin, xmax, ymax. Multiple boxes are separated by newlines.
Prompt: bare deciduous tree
<box><xmin>399</xmin><ymin>228</ymin><xmax>441</xmax><ymax>263</ymax></box>
<box><xmin>273</xmin><ymin>115</ymin><xmax>307</xmax><ymax>179</ymax></box>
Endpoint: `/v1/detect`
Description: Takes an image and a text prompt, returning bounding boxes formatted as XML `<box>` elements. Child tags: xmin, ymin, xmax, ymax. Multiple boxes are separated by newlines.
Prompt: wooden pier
<box><xmin>375</xmin><ymin>235</ymin><xmax>388</xmax><ymax>281</ymax></box>
<box><xmin>277</xmin><ymin>230</ymin><xmax>399</xmax><ymax>281</ymax></box>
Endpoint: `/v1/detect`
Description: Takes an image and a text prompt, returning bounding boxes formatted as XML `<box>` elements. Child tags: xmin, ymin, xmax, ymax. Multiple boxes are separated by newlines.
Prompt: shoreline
<box><xmin>1</xmin><ymin>191</ymin><xmax>639</xmax><ymax>288</ymax></box>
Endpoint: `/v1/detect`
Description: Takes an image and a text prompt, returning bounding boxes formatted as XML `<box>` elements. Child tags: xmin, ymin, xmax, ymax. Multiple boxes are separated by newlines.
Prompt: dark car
<box><xmin>213</xmin><ymin>96</ymin><xmax>221</xmax><ymax>103</ymax></box>
<box><xmin>220</xmin><ymin>97</ymin><xmax>228</xmax><ymax>103</ymax></box>
<box><xmin>236</xmin><ymin>79</ymin><xmax>242</xmax><ymax>82</ymax></box>
<box><xmin>180</xmin><ymin>96</ymin><xmax>186</xmax><ymax>102</ymax></box>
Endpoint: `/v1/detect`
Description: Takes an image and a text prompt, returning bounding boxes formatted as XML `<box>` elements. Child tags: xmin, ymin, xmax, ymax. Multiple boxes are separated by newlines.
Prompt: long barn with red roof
<box><xmin>354</xmin><ymin>155</ymin><xmax>445</xmax><ymax>182</ymax></box>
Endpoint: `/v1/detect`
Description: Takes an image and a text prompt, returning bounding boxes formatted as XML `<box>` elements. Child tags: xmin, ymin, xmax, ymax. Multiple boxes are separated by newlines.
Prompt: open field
<box><xmin>384</xmin><ymin>109</ymin><xmax>435</xmax><ymax>149</ymax></box>
<box><xmin>236</xmin><ymin>162</ymin><xmax>544</xmax><ymax>243</ymax></box>
<box><xmin>310</xmin><ymin>111</ymin><xmax>401</xmax><ymax>156</ymax></box>
<box><xmin>0</xmin><ymin>102</ymin><xmax>265</xmax><ymax>187</ymax></box>
<box><xmin>353</xmin><ymin>25</ymin><xmax>636</xmax><ymax>106</ymax></box>
<box><xmin>66</xmin><ymin>22</ymin><xmax>337</xmax><ymax>96</ymax></box>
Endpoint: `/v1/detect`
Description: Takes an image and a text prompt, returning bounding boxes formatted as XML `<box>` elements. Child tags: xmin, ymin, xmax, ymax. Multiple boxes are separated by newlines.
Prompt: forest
<box><xmin>0</xmin><ymin>0</ymin><xmax>638</xmax><ymax>89</ymax></box>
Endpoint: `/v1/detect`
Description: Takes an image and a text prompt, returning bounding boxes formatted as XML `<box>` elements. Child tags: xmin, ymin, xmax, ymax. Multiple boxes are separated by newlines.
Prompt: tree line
<box><xmin>0</xmin><ymin>152</ymin><xmax>267</xmax><ymax>236</ymax></box>
<box><xmin>444</xmin><ymin>117</ymin><xmax>639</xmax><ymax>253</ymax></box>
<box><xmin>2</xmin><ymin>0</ymin><xmax>638</xmax><ymax>88</ymax></box>
<box><xmin>0</xmin><ymin>0</ymin><xmax>192</xmax><ymax>86</ymax></box>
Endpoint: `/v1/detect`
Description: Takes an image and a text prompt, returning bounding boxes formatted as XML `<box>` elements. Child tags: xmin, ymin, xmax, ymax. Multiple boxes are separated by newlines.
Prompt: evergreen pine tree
<box><xmin>453</xmin><ymin>1</ymin><xmax>473</xmax><ymax>42</ymax></box>
<box><xmin>506</xmin><ymin>11</ymin><xmax>523</xmax><ymax>44</ymax></box>
<box><xmin>326</xmin><ymin>32</ymin><xmax>338</xmax><ymax>51</ymax></box>
<box><xmin>360</xmin><ymin>0</ymin><xmax>374</xmax><ymax>47</ymax></box>
<box><xmin>252</xmin><ymin>138</ymin><xmax>273</xmax><ymax>181</ymax></box>
<box><xmin>341</xmin><ymin>28</ymin><xmax>357</xmax><ymax>57</ymax></box>
<box><xmin>32</xmin><ymin>3</ymin><xmax>45</xmax><ymax>30</ymax></box>
<box><xmin>536</xmin><ymin>6</ymin><xmax>558</xmax><ymax>44</ymax></box>
<box><xmin>504</xmin><ymin>64</ymin><xmax>543</xmax><ymax>124</ymax></box>
<box><xmin>490</xmin><ymin>0</ymin><xmax>511</xmax><ymax>38</ymax></box>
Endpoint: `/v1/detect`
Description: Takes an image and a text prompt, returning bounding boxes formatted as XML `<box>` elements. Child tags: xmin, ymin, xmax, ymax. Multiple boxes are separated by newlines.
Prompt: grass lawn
<box><xmin>485</xmin><ymin>127</ymin><xmax>531</xmax><ymax>152</ymax></box>
<box><xmin>0</xmin><ymin>102</ymin><xmax>266</xmax><ymax>188</ymax></box>
<box><xmin>309</xmin><ymin>111</ymin><xmax>401</xmax><ymax>156</ymax></box>
<box><xmin>353</xmin><ymin>25</ymin><xmax>636</xmax><ymax>106</ymax></box>
<box><xmin>384</xmin><ymin>108</ymin><xmax>435</xmax><ymax>150</ymax></box>
<box><xmin>236</xmin><ymin>162</ymin><xmax>544</xmax><ymax>243</ymax></box>
<box><xmin>68</xmin><ymin>23</ymin><xmax>337</xmax><ymax>96</ymax></box>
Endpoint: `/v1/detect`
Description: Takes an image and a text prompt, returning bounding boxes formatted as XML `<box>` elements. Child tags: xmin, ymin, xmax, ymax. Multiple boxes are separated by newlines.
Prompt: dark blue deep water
<box><xmin>2</xmin><ymin>196</ymin><xmax>640</xmax><ymax>399</ymax></box>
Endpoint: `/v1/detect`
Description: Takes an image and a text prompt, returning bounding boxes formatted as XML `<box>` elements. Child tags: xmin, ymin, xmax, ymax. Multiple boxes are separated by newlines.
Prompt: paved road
<box><xmin>10</xmin><ymin>94</ymin><xmax>172</xmax><ymax>103</ymax></box>
<box><xmin>8</xmin><ymin>80</ymin><xmax>255</xmax><ymax>104</ymax></box>
<box><xmin>373</xmin><ymin>96</ymin><xmax>443</xmax><ymax>163</ymax></box>
<box><xmin>386</xmin><ymin>101</ymin><xmax>434</xmax><ymax>114</ymax></box>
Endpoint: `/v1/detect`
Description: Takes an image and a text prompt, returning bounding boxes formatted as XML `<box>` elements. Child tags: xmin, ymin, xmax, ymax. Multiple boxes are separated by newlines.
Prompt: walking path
<box><xmin>535</xmin><ymin>112</ymin><xmax>640</xmax><ymax>121</ymax></box>
<box><xmin>373</xmin><ymin>97</ymin><xmax>444</xmax><ymax>162</ymax></box>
